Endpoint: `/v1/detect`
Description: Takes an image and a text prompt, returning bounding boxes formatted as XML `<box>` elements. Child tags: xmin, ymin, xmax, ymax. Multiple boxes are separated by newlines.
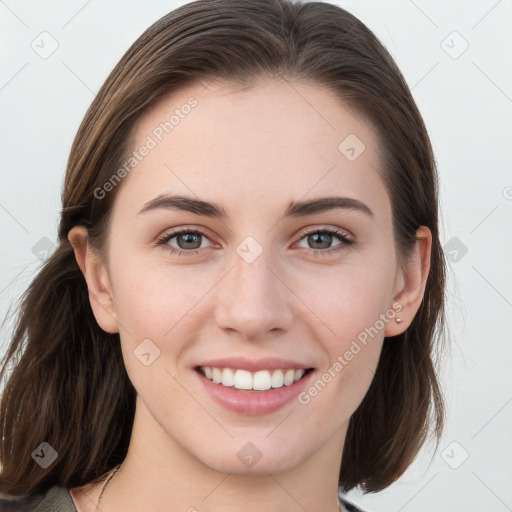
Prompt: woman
<box><xmin>0</xmin><ymin>0</ymin><xmax>446</xmax><ymax>510</ymax></box>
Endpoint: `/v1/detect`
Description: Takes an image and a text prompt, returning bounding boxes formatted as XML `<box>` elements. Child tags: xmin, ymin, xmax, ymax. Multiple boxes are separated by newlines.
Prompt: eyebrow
<box><xmin>137</xmin><ymin>194</ymin><xmax>373</xmax><ymax>218</ymax></box>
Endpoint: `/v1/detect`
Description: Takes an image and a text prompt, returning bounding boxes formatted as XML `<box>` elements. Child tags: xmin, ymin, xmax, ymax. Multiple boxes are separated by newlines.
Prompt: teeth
<box><xmin>221</xmin><ymin>368</ymin><xmax>235</xmax><ymax>387</ymax></box>
<box><xmin>233</xmin><ymin>369</ymin><xmax>252</xmax><ymax>390</ymax></box>
<box><xmin>212</xmin><ymin>367</ymin><xmax>222</xmax><ymax>384</ymax></box>
<box><xmin>253</xmin><ymin>370</ymin><xmax>271</xmax><ymax>391</ymax></box>
<box><xmin>271</xmin><ymin>369</ymin><xmax>284</xmax><ymax>388</ymax></box>
<box><xmin>200</xmin><ymin>366</ymin><xmax>308</xmax><ymax>391</ymax></box>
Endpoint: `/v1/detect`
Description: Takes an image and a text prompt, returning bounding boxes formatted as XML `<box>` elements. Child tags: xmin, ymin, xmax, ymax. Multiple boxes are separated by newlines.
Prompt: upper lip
<box><xmin>196</xmin><ymin>357</ymin><xmax>313</xmax><ymax>372</ymax></box>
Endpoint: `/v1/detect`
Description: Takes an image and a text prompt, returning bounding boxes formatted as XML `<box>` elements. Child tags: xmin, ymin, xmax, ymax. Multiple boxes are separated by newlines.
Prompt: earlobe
<box><xmin>67</xmin><ymin>226</ymin><xmax>119</xmax><ymax>334</ymax></box>
<box><xmin>384</xmin><ymin>226</ymin><xmax>432</xmax><ymax>337</ymax></box>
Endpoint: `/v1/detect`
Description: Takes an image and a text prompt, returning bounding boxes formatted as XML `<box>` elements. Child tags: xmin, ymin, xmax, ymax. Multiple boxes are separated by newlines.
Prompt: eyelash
<box><xmin>156</xmin><ymin>226</ymin><xmax>354</xmax><ymax>258</ymax></box>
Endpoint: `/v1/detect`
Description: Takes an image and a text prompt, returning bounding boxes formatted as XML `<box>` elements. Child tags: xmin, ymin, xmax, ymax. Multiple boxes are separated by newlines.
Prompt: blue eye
<box><xmin>156</xmin><ymin>227</ymin><xmax>353</xmax><ymax>257</ymax></box>
<box><xmin>296</xmin><ymin>227</ymin><xmax>353</xmax><ymax>256</ymax></box>
<box><xmin>156</xmin><ymin>229</ymin><xmax>212</xmax><ymax>256</ymax></box>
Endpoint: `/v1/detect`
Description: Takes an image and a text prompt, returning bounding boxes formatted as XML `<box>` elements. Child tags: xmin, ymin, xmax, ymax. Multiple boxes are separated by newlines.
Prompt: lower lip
<box><xmin>195</xmin><ymin>369</ymin><xmax>315</xmax><ymax>416</ymax></box>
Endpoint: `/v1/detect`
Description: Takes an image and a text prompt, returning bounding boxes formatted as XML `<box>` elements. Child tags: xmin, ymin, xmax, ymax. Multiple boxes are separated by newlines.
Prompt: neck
<box><xmin>99</xmin><ymin>396</ymin><xmax>347</xmax><ymax>512</ymax></box>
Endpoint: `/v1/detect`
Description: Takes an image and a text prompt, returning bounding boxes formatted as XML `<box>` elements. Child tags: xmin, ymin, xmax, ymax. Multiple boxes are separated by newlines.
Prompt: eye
<box><xmin>295</xmin><ymin>227</ymin><xmax>353</xmax><ymax>257</ymax></box>
<box><xmin>156</xmin><ymin>226</ymin><xmax>354</xmax><ymax>257</ymax></box>
<box><xmin>156</xmin><ymin>228</ymin><xmax>213</xmax><ymax>256</ymax></box>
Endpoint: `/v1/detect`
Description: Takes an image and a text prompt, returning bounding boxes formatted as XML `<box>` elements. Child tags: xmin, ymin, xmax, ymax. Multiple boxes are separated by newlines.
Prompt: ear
<box><xmin>67</xmin><ymin>226</ymin><xmax>119</xmax><ymax>334</ymax></box>
<box><xmin>385</xmin><ymin>226</ymin><xmax>432</xmax><ymax>337</ymax></box>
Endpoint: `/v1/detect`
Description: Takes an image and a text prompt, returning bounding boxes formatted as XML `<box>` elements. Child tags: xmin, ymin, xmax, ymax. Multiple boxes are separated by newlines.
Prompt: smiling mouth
<box><xmin>195</xmin><ymin>366</ymin><xmax>314</xmax><ymax>392</ymax></box>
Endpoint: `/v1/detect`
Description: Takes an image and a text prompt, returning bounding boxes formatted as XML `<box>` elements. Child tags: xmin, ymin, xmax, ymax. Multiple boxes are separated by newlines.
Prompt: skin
<box><xmin>68</xmin><ymin>78</ymin><xmax>431</xmax><ymax>512</ymax></box>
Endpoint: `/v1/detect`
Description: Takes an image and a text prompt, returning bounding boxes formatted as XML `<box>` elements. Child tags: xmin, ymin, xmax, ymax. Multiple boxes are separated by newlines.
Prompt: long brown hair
<box><xmin>0</xmin><ymin>0</ymin><xmax>446</xmax><ymax>497</ymax></box>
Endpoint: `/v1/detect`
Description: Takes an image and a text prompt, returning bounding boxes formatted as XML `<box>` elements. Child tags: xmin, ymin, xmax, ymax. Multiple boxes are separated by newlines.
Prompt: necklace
<box><xmin>96</xmin><ymin>464</ymin><xmax>122</xmax><ymax>510</ymax></box>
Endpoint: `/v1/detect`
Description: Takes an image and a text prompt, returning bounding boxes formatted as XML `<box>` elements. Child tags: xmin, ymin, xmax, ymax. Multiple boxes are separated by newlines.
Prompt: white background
<box><xmin>1</xmin><ymin>1</ymin><xmax>511</xmax><ymax>511</ymax></box>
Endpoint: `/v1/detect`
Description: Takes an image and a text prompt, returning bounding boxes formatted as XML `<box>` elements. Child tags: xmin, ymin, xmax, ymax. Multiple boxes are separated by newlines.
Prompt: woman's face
<box><xmin>89</xmin><ymin>79</ymin><xmax>408</xmax><ymax>476</ymax></box>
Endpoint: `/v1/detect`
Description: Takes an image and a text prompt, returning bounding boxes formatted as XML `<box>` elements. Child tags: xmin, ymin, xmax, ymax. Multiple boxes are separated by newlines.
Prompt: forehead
<box><xmin>115</xmin><ymin>78</ymin><xmax>389</xmax><ymax>219</ymax></box>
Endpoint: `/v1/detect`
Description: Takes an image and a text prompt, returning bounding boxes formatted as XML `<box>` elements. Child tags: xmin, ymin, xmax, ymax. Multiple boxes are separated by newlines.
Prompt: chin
<box><xmin>190</xmin><ymin>433</ymin><xmax>311</xmax><ymax>476</ymax></box>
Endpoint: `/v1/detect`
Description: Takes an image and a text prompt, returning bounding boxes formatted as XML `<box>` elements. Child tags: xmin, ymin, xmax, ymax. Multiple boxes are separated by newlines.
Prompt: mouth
<box><xmin>195</xmin><ymin>366</ymin><xmax>314</xmax><ymax>393</ymax></box>
<box><xmin>193</xmin><ymin>361</ymin><xmax>316</xmax><ymax>416</ymax></box>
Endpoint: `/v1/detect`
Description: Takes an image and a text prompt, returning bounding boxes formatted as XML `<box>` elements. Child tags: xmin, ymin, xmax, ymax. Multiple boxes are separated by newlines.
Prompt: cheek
<box><xmin>110</xmin><ymin>252</ymin><xmax>202</xmax><ymax>335</ymax></box>
<box><xmin>109</xmin><ymin>254</ymin><xmax>214</xmax><ymax>386</ymax></box>
<box><xmin>301</xmin><ymin>253</ymin><xmax>396</xmax><ymax>342</ymax></box>
<box><xmin>112</xmin><ymin>261</ymin><xmax>197</xmax><ymax>405</ymax></box>
<box><xmin>296</xmin><ymin>255</ymin><xmax>394</xmax><ymax>414</ymax></box>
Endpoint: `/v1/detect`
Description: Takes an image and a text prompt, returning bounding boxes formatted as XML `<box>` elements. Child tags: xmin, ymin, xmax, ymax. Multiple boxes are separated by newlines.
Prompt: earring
<box><xmin>395</xmin><ymin>317</ymin><xmax>403</xmax><ymax>323</ymax></box>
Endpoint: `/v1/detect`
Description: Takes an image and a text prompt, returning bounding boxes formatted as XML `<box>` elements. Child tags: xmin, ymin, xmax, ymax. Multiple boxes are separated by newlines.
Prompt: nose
<box><xmin>213</xmin><ymin>248</ymin><xmax>294</xmax><ymax>341</ymax></box>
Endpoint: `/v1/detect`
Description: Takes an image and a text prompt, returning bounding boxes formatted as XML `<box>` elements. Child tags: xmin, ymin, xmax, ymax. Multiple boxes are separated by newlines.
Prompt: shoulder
<box><xmin>0</xmin><ymin>486</ymin><xmax>77</xmax><ymax>512</ymax></box>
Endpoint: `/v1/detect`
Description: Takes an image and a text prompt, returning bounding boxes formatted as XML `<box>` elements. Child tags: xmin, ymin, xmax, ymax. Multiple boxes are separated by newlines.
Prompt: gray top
<box><xmin>0</xmin><ymin>486</ymin><xmax>77</xmax><ymax>511</ymax></box>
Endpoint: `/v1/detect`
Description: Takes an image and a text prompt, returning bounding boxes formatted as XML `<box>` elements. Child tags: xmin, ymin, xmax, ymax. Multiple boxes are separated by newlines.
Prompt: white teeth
<box><xmin>233</xmin><ymin>369</ymin><xmax>252</xmax><ymax>390</ymax></box>
<box><xmin>271</xmin><ymin>369</ymin><xmax>284</xmax><ymax>388</ymax></box>
<box><xmin>221</xmin><ymin>368</ymin><xmax>235</xmax><ymax>387</ymax></box>
<box><xmin>283</xmin><ymin>369</ymin><xmax>295</xmax><ymax>386</ymax></box>
<box><xmin>212</xmin><ymin>367</ymin><xmax>222</xmax><ymax>384</ymax></box>
<box><xmin>200</xmin><ymin>366</ymin><xmax>309</xmax><ymax>391</ymax></box>
<box><xmin>253</xmin><ymin>370</ymin><xmax>272</xmax><ymax>391</ymax></box>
